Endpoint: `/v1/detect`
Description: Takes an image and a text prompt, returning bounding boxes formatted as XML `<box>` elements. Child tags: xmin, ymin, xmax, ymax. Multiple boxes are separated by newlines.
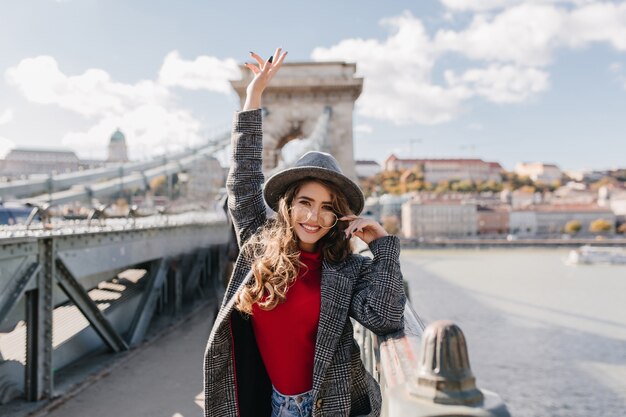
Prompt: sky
<box><xmin>0</xmin><ymin>0</ymin><xmax>625</xmax><ymax>172</ymax></box>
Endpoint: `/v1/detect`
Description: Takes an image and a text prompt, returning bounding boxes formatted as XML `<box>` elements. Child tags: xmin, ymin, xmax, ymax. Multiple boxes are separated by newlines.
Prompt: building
<box><xmin>355</xmin><ymin>160</ymin><xmax>381</xmax><ymax>179</ymax></box>
<box><xmin>515</xmin><ymin>162</ymin><xmax>562</xmax><ymax>184</ymax></box>
<box><xmin>0</xmin><ymin>128</ymin><xmax>128</xmax><ymax>179</ymax></box>
<box><xmin>477</xmin><ymin>205</ymin><xmax>510</xmax><ymax>236</ymax></box>
<box><xmin>507</xmin><ymin>189</ymin><xmax>543</xmax><ymax>209</ymax></box>
<box><xmin>547</xmin><ymin>183</ymin><xmax>595</xmax><ymax>205</ymax></box>
<box><xmin>509</xmin><ymin>210</ymin><xmax>538</xmax><ymax>237</ymax></box>
<box><xmin>402</xmin><ymin>198</ymin><xmax>478</xmax><ymax>238</ymax></box>
<box><xmin>510</xmin><ymin>204</ymin><xmax>615</xmax><ymax>237</ymax></box>
<box><xmin>0</xmin><ymin>148</ymin><xmax>81</xmax><ymax>177</ymax></box>
<box><xmin>107</xmin><ymin>129</ymin><xmax>129</xmax><ymax>163</ymax></box>
<box><xmin>383</xmin><ymin>155</ymin><xmax>503</xmax><ymax>184</ymax></box>
<box><xmin>598</xmin><ymin>186</ymin><xmax>626</xmax><ymax>218</ymax></box>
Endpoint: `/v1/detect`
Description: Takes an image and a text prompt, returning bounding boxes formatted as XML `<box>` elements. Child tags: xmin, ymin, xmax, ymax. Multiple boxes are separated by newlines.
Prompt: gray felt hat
<box><xmin>263</xmin><ymin>151</ymin><xmax>365</xmax><ymax>215</ymax></box>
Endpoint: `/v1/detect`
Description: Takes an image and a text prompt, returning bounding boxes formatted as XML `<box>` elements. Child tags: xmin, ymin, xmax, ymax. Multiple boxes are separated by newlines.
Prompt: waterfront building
<box><xmin>514</xmin><ymin>162</ymin><xmax>563</xmax><ymax>184</ymax></box>
<box><xmin>383</xmin><ymin>155</ymin><xmax>503</xmax><ymax>183</ymax></box>
<box><xmin>510</xmin><ymin>204</ymin><xmax>615</xmax><ymax>237</ymax></box>
<box><xmin>379</xmin><ymin>193</ymin><xmax>412</xmax><ymax>225</ymax></box>
<box><xmin>477</xmin><ymin>205</ymin><xmax>510</xmax><ymax>236</ymax></box>
<box><xmin>402</xmin><ymin>198</ymin><xmax>478</xmax><ymax>238</ymax></box>
<box><xmin>509</xmin><ymin>210</ymin><xmax>538</xmax><ymax>237</ymax></box>
<box><xmin>598</xmin><ymin>185</ymin><xmax>626</xmax><ymax>217</ymax></box>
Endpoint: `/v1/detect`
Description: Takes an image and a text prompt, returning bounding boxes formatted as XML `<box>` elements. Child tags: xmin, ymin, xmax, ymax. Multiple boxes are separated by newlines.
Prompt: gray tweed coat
<box><xmin>203</xmin><ymin>109</ymin><xmax>406</xmax><ymax>417</ymax></box>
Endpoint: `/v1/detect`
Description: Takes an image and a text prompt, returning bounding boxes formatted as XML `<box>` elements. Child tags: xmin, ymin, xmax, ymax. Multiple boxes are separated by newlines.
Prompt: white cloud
<box><xmin>354</xmin><ymin>124</ymin><xmax>374</xmax><ymax>134</ymax></box>
<box><xmin>312</xmin><ymin>3</ymin><xmax>626</xmax><ymax>126</ymax></box>
<box><xmin>62</xmin><ymin>104</ymin><xmax>203</xmax><ymax>160</ymax></box>
<box><xmin>564</xmin><ymin>2</ymin><xmax>626</xmax><ymax>50</ymax></box>
<box><xmin>468</xmin><ymin>122</ymin><xmax>484</xmax><ymax>130</ymax></box>
<box><xmin>5</xmin><ymin>52</ymin><xmax>239</xmax><ymax>159</ymax></box>
<box><xmin>312</xmin><ymin>12</ymin><xmax>471</xmax><ymax>125</ymax></box>
<box><xmin>435</xmin><ymin>4</ymin><xmax>566</xmax><ymax>67</ymax></box>
<box><xmin>5</xmin><ymin>56</ymin><xmax>170</xmax><ymax>118</ymax></box>
<box><xmin>0</xmin><ymin>108</ymin><xmax>13</xmax><ymax>125</ymax></box>
<box><xmin>445</xmin><ymin>64</ymin><xmax>550</xmax><ymax>103</ymax></box>
<box><xmin>439</xmin><ymin>0</ymin><xmax>595</xmax><ymax>12</ymax></box>
<box><xmin>0</xmin><ymin>137</ymin><xmax>15</xmax><ymax>158</ymax></box>
<box><xmin>158</xmin><ymin>51</ymin><xmax>240</xmax><ymax>93</ymax></box>
<box><xmin>436</xmin><ymin>2</ymin><xmax>626</xmax><ymax>65</ymax></box>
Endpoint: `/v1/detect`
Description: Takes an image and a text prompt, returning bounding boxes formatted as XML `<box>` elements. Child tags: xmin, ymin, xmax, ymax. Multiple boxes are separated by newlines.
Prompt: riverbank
<box><xmin>400</xmin><ymin>237</ymin><xmax>626</xmax><ymax>249</ymax></box>
<box><xmin>400</xmin><ymin>248</ymin><xmax>626</xmax><ymax>417</ymax></box>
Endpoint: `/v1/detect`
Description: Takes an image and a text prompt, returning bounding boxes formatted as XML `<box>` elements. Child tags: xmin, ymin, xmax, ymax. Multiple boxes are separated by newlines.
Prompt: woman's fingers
<box><xmin>339</xmin><ymin>214</ymin><xmax>358</xmax><ymax>221</ymax></box>
<box><xmin>268</xmin><ymin>50</ymin><xmax>287</xmax><ymax>80</ymax></box>
<box><xmin>274</xmin><ymin>50</ymin><xmax>287</xmax><ymax>67</ymax></box>
<box><xmin>244</xmin><ymin>63</ymin><xmax>260</xmax><ymax>75</ymax></box>
<box><xmin>250</xmin><ymin>52</ymin><xmax>265</xmax><ymax>67</ymax></box>
<box><xmin>345</xmin><ymin>218</ymin><xmax>369</xmax><ymax>237</ymax></box>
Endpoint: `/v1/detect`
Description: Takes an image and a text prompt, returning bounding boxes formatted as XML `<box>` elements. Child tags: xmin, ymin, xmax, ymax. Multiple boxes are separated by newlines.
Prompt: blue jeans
<box><xmin>270</xmin><ymin>385</ymin><xmax>313</xmax><ymax>417</ymax></box>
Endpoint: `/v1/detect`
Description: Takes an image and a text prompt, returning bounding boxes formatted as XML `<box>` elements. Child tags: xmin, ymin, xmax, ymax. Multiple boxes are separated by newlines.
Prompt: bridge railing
<box><xmin>0</xmin><ymin>213</ymin><xmax>230</xmax><ymax>410</ymax></box>
<box><xmin>352</xmin><ymin>241</ymin><xmax>511</xmax><ymax>417</ymax></box>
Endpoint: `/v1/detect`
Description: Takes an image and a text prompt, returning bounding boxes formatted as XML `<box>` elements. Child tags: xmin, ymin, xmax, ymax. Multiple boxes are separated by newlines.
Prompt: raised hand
<box><xmin>243</xmin><ymin>47</ymin><xmax>288</xmax><ymax>111</ymax></box>
<box><xmin>339</xmin><ymin>214</ymin><xmax>389</xmax><ymax>245</ymax></box>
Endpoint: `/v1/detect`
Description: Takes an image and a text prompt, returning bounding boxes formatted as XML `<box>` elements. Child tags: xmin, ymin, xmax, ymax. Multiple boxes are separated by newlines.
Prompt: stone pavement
<box><xmin>43</xmin><ymin>304</ymin><xmax>215</xmax><ymax>417</ymax></box>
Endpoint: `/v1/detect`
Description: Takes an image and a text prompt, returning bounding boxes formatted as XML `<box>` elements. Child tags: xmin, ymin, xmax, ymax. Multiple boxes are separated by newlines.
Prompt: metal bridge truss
<box><xmin>0</xmin><ymin>131</ymin><xmax>231</xmax><ymax>206</ymax></box>
<box><xmin>0</xmin><ymin>214</ymin><xmax>230</xmax><ymax>408</ymax></box>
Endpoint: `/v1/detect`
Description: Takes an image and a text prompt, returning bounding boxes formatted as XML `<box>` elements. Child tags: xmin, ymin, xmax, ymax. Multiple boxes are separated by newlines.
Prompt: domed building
<box><xmin>107</xmin><ymin>129</ymin><xmax>129</xmax><ymax>163</ymax></box>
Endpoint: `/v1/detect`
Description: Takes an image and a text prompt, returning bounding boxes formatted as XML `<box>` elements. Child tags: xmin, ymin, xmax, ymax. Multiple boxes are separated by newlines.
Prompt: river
<box><xmin>401</xmin><ymin>247</ymin><xmax>626</xmax><ymax>417</ymax></box>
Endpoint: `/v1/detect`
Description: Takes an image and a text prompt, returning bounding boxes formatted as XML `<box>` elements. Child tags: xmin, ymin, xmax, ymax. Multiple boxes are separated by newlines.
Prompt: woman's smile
<box><xmin>300</xmin><ymin>223</ymin><xmax>321</xmax><ymax>233</ymax></box>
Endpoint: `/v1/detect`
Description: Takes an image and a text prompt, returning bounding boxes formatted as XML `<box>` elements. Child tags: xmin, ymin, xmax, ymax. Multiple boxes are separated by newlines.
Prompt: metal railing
<box><xmin>0</xmin><ymin>213</ymin><xmax>230</xmax><ymax>409</ymax></box>
<box><xmin>353</xmin><ymin>242</ymin><xmax>511</xmax><ymax>417</ymax></box>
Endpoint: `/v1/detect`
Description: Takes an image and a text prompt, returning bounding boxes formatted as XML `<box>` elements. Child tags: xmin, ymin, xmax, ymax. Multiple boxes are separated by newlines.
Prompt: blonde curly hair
<box><xmin>235</xmin><ymin>178</ymin><xmax>353</xmax><ymax>315</ymax></box>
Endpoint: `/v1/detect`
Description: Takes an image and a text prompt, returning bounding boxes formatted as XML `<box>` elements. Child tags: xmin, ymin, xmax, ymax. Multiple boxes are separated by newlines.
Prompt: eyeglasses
<box><xmin>290</xmin><ymin>202</ymin><xmax>338</xmax><ymax>229</ymax></box>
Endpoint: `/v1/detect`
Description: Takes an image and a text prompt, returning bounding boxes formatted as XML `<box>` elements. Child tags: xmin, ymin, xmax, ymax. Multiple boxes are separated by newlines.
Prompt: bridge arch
<box><xmin>231</xmin><ymin>62</ymin><xmax>363</xmax><ymax>180</ymax></box>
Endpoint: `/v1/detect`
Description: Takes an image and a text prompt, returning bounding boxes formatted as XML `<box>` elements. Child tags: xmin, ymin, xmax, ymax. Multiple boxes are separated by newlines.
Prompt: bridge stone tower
<box><xmin>231</xmin><ymin>62</ymin><xmax>363</xmax><ymax>180</ymax></box>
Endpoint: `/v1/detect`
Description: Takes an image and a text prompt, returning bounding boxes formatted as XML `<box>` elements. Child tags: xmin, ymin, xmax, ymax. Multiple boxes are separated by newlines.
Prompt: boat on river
<box><xmin>567</xmin><ymin>245</ymin><xmax>626</xmax><ymax>265</ymax></box>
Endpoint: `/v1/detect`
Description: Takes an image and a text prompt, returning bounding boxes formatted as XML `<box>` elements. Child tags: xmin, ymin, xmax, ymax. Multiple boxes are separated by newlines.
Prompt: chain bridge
<box><xmin>0</xmin><ymin>62</ymin><xmax>509</xmax><ymax>417</ymax></box>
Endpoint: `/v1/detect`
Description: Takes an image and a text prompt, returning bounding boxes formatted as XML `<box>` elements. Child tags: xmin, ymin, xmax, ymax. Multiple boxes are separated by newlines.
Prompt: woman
<box><xmin>204</xmin><ymin>47</ymin><xmax>406</xmax><ymax>417</ymax></box>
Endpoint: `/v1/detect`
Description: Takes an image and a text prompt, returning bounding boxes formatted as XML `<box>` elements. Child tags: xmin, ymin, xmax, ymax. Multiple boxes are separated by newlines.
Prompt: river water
<box><xmin>401</xmin><ymin>247</ymin><xmax>626</xmax><ymax>417</ymax></box>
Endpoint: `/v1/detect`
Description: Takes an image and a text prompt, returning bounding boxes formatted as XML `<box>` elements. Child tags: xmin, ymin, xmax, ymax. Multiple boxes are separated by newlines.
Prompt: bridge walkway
<box><xmin>38</xmin><ymin>303</ymin><xmax>214</xmax><ymax>417</ymax></box>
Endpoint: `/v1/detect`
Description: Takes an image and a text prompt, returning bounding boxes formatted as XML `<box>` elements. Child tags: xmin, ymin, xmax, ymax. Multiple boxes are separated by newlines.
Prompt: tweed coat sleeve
<box><xmin>226</xmin><ymin>109</ymin><xmax>267</xmax><ymax>249</ymax></box>
<box><xmin>349</xmin><ymin>234</ymin><xmax>406</xmax><ymax>335</ymax></box>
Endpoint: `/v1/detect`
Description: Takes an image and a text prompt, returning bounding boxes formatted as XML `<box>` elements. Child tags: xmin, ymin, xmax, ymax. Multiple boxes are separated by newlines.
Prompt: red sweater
<box><xmin>251</xmin><ymin>248</ymin><xmax>322</xmax><ymax>395</ymax></box>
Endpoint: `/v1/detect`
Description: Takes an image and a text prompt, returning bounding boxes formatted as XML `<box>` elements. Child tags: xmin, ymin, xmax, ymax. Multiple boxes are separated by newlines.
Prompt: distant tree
<box><xmin>451</xmin><ymin>179</ymin><xmax>475</xmax><ymax>192</ymax></box>
<box><xmin>477</xmin><ymin>180</ymin><xmax>503</xmax><ymax>193</ymax></box>
<box><xmin>589</xmin><ymin>218</ymin><xmax>613</xmax><ymax>234</ymax></box>
<box><xmin>564</xmin><ymin>220</ymin><xmax>582</xmax><ymax>235</ymax></box>
<box><xmin>617</xmin><ymin>223</ymin><xmax>626</xmax><ymax>235</ymax></box>
<box><xmin>435</xmin><ymin>180</ymin><xmax>451</xmax><ymax>193</ymax></box>
<box><xmin>589</xmin><ymin>177</ymin><xmax>618</xmax><ymax>191</ymax></box>
<box><xmin>518</xmin><ymin>185</ymin><xmax>536</xmax><ymax>194</ymax></box>
<box><xmin>400</xmin><ymin>168</ymin><xmax>422</xmax><ymax>193</ymax></box>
